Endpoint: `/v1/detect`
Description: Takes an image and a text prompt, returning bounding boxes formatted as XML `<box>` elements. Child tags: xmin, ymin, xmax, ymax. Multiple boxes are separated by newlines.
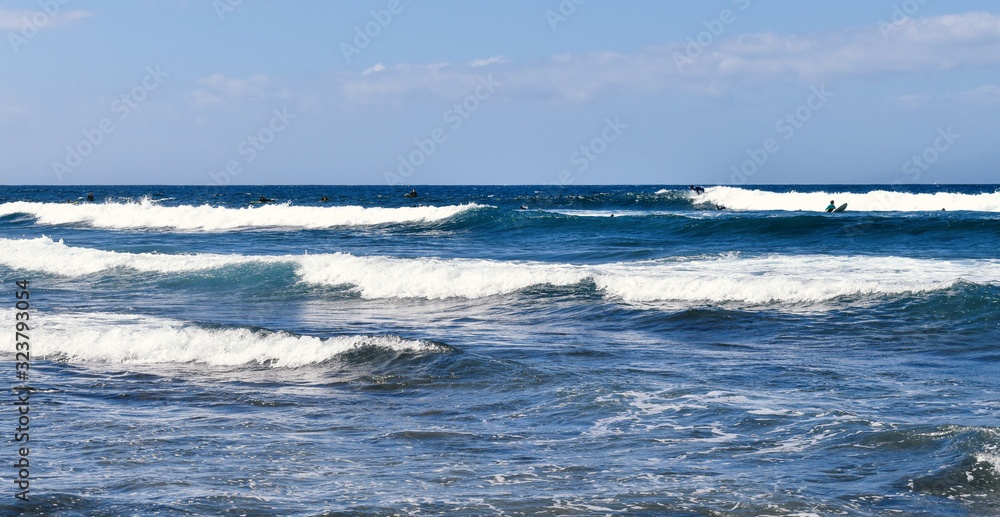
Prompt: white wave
<box><xmin>33</xmin><ymin>313</ymin><xmax>446</xmax><ymax>366</ymax></box>
<box><xmin>0</xmin><ymin>236</ymin><xmax>274</xmax><ymax>275</ymax></box>
<box><xmin>593</xmin><ymin>254</ymin><xmax>1000</xmax><ymax>304</ymax></box>
<box><xmin>0</xmin><ymin>198</ymin><xmax>483</xmax><ymax>231</ymax></box>
<box><xmin>700</xmin><ymin>186</ymin><xmax>1000</xmax><ymax>212</ymax></box>
<box><xmin>3</xmin><ymin>237</ymin><xmax>999</xmax><ymax>304</ymax></box>
<box><xmin>297</xmin><ymin>253</ymin><xmax>589</xmax><ymax>299</ymax></box>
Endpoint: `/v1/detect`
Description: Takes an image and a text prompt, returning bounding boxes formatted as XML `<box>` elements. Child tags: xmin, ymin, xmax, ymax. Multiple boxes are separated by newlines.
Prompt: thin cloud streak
<box><xmin>0</xmin><ymin>7</ymin><xmax>92</xmax><ymax>30</ymax></box>
<box><xmin>337</xmin><ymin>11</ymin><xmax>1000</xmax><ymax>103</ymax></box>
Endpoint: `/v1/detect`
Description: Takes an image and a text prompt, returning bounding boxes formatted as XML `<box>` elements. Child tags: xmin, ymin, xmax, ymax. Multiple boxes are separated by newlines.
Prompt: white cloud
<box><xmin>362</xmin><ymin>63</ymin><xmax>385</xmax><ymax>75</ymax></box>
<box><xmin>0</xmin><ymin>8</ymin><xmax>21</xmax><ymax>28</ymax></box>
<box><xmin>337</xmin><ymin>11</ymin><xmax>1000</xmax><ymax>103</ymax></box>
<box><xmin>684</xmin><ymin>11</ymin><xmax>1000</xmax><ymax>81</ymax></box>
<box><xmin>189</xmin><ymin>74</ymin><xmax>272</xmax><ymax>107</ymax></box>
<box><xmin>202</xmin><ymin>73</ymin><xmax>270</xmax><ymax>98</ymax></box>
<box><xmin>0</xmin><ymin>103</ymin><xmax>29</xmax><ymax>120</ymax></box>
<box><xmin>471</xmin><ymin>56</ymin><xmax>506</xmax><ymax>67</ymax></box>
<box><xmin>893</xmin><ymin>84</ymin><xmax>1000</xmax><ymax>110</ymax></box>
<box><xmin>189</xmin><ymin>89</ymin><xmax>223</xmax><ymax>107</ymax></box>
<box><xmin>0</xmin><ymin>7</ymin><xmax>92</xmax><ymax>30</ymax></box>
<box><xmin>340</xmin><ymin>62</ymin><xmax>478</xmax><ymax>102</ymax></box>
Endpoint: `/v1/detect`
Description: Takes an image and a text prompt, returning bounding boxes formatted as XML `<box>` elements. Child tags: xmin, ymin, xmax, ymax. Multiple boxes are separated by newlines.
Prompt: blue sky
<box><xmin>1</xmin><ymin>1</ymin><xmax>999</xmax><ymax>185</ymax></box>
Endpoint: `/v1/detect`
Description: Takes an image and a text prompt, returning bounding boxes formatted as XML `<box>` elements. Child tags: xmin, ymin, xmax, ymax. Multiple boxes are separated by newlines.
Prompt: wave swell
<box><xmin>35</xmin><ymin>313</ymin><xmax>447</xmax><ymax>367</ymax></box>
<box><xmin>4</xmin><ymin>237</ymin><xmax>999</xmax><ymax>305</ymax></box>
<box><xmin>0</xmin><ymin>199</ymin><xmax>484</xmax><ymax>231</ymax></box>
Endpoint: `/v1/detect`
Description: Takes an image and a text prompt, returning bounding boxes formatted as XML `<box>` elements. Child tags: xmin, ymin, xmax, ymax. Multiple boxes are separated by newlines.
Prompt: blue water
<box><xmin>1</xmin><ymin>184</ymin><xmax>998</xmax><ymax>516</ymax></box>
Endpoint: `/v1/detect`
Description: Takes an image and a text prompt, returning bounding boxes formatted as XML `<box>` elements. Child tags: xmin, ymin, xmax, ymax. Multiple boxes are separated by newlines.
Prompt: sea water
<box><xmin>0</xmin><ymin>184</ymin><xmax>997</xmax><ymax>516</ymax></box>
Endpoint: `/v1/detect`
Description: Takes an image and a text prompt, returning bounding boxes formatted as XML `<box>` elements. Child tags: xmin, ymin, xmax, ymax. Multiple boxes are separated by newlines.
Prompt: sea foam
<box><xmin>35</xmin><ymin>313</ymin><xmax>446</xmax><ymax>367</ymax></box>
<box><xmin>0</xmin><ymin>199</ymin><xmax>484</xmax><ymax>231</ymax></box>
<box><xmin>697</xmin><ymin>186</ymin><xmax>1000</xmax><ymax>212</ymax></box>
<box><xmin>4</xmin><ymin>237</ymin><xmax>998</xmax><ymax>305</ymax></box>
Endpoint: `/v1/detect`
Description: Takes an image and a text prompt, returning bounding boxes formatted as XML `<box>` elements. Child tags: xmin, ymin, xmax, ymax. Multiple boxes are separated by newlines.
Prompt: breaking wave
<box><xmin>34</xmin><ymin>313</ymin><xmax>448</xmax><ymax>367</ymax></box>
<box><xmin>4</xmin><ymin>237</ymin><xmax>999</xmax><ymax>305</ymax></box>
<box><xmin>686</xmin><ymin>186</ymin><xmax>1000</xmax><ymax>212</ymax></box>
<box><xmin>0</xmin><ymin>199</ymin><xmax>485</xmax><ymax>231</ymax></box>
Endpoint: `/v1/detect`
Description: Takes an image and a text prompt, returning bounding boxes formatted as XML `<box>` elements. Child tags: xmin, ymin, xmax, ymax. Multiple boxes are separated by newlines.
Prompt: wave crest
<box><xmin>36</xmin><ymin>314</ymin><xmax>447</xmax><ymax>367</ymax></box>
<box><xmin>700</xmin><ymin>186</ymin><xmax>1000</xmax><ymax>212</ymax></box>
<box><xmin>0</xmin><ymin>199</ymin><xmax>485</xmax><ymax>231</ymax></box>
<box><xmin>4</xmin><ymin>237</ymin><xmax>999</xmax><ymax>305</ymax></box>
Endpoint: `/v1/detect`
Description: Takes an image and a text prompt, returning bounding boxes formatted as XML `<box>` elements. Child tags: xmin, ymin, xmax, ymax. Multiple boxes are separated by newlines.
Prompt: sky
<box><xmin>1</xmin><ymin>1</ymin><xmax>999</xmax><ymax>186</ymax></box>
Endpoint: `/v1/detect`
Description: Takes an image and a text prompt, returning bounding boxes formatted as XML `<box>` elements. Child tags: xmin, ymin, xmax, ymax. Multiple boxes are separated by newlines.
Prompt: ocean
<box><xmin>1</xmin><ymin>184</ymin><xmax>998</xmax><ymax>516</ymax></box>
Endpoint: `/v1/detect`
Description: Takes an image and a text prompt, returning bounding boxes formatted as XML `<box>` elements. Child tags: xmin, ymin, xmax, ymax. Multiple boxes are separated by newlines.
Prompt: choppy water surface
<box><xmin>1</xmin><ymin>184</ymin><xmax>998</xmax><ymax>516</ymax></box>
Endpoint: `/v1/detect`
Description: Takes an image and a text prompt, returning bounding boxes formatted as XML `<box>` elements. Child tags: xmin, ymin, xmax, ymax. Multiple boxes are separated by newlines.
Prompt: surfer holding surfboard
<box><xmin>826</xmin><ymin>200</ymin><xmax>848</xmax><ymax>212</ymax></box>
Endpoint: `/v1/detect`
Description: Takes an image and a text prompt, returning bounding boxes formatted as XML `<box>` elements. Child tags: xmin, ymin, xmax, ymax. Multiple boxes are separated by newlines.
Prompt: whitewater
<box><xmin>3</xmin><ymin>236</ymin><xmax>999</xmax><ymax>304</ymax></box>
<box><xmin>659</xmin><ymin>185</ymin><xmax>1000</xmax><ymax>212</ymax></box>
<box><xmin>0</xmin><ymin>198</ymin><xmax>486</xmax><ymax>230</ymax></box>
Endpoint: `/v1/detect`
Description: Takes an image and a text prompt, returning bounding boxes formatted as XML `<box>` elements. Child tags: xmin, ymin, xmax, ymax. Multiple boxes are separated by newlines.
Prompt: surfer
<box><xmin>404</xmin><ymin>189</ymin><xmax>418</xmax><ymax>198</ymax></box>
<box><xmin>689</xmin><ymin>185</ymin><xmax>705</xmax><ymax>195</ymax></box>
<box><xmin>826</xmin><ymin>200</ymin><xmax>836</xmax><ymax>212</ymax></box>
<box><xmin>320</xmin><ymin>196</ymin><xmax>328</xmax><ymax>202</ymax></box>
<box><xmin>87</xmin><ymin>192</ymin><xmax>94</xmax><ymax>202</ymax></box>
<box><xmin>258</xmin><ymin>196</ymin><xmax>273</xmax><ymax>203</ymax></box>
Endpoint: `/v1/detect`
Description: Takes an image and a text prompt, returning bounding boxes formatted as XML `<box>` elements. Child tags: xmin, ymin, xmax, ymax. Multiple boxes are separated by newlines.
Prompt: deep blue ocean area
<box><xmin>0</xmin><ymin>184</ymin><xmax>998</xmax><ymax>516</ymax></box>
